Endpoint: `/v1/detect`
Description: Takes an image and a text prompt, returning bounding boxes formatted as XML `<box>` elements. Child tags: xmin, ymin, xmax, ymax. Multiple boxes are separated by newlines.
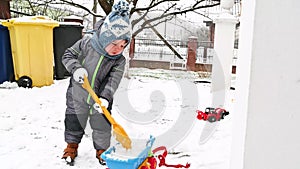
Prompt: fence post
<box><xmin>129</xmin><ymin>37</ymin><xmax>135</xmax><ymax>59</ymax></box>
<box><xmin>187</xmin><ymin>36</ymin><xmax>198</xmax><ymax>71</ymax></box>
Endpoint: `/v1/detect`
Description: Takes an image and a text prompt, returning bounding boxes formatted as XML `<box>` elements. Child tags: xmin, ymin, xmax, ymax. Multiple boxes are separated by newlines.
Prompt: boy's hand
<box><xmin>93</xmin><ymin>98</ymin><xmax>109</xmax><ymax>113</ymax></box>
<box><xmin>73</xmin><ymin>68</ymin><xmax>88</xmax><ymax>83</ymax></box>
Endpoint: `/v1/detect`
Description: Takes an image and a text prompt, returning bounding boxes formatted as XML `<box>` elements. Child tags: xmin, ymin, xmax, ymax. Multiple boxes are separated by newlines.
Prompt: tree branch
<box><xmin>58</xmin><ymin>0</ymin><xmax>104</xmax><ymax>17</ymax></box>
<box><xmin>131</xmin><ymin>0</ymin><xmax>220</xmax><ymax>30</ymax></box>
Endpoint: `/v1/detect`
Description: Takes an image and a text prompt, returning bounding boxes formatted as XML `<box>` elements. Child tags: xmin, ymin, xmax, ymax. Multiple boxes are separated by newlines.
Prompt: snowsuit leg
<box><xmin>64</xmin><ymin>87</ymin><xmax>89</xmax><ymax>144</ymax></box>
<box><xmin>90</xmin><ymin>108</ymin><xmax>112</xmax><ymax>150</ymax></box>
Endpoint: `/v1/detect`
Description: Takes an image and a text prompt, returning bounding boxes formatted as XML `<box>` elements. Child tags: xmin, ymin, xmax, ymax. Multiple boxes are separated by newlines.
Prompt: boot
<box><xmin>96</xmin><ymin>149</ymin><xmax>106</xmax><ymax>165</ymax></box>
<box><xmin>62</xmin><ymin>143</ymin><xmax>78</xmax><ymax>162</ymax></box>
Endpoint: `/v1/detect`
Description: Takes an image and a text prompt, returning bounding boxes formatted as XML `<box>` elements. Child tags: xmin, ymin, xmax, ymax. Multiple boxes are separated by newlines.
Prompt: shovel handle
<box><xmin>82</xmin><ymin>75</ymin><xmax>117</xmax><ymax>125</ymax></box>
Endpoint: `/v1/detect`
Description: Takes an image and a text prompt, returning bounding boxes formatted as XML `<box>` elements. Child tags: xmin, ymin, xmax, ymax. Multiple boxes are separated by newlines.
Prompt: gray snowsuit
<box><xmin>62</xmin><ymin>34</ymin><xmax>126</xmax><ymax>150</ymax></box>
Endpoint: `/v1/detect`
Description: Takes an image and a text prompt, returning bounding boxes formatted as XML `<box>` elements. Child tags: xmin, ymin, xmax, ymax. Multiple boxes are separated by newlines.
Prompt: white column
<box><xmin>230</xmin><ymin>0</ymin><xmax>300</xmax><ymax>169</ymax></box>
<box><xmin>198</xmin><ymin>0</ymin><xmax>238</xmax><ymax>147</ymax></box>
<box><xmin>211</xmin><ymin>0</ymin><xmax>238</xmax><ymax>107</ymax></box>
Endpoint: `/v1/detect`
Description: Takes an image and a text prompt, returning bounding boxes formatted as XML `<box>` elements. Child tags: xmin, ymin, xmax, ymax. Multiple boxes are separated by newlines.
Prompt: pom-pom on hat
<box><xmin>98</xmin><ymin>0</ymin><xmax>132</xmax><ymax>49</ymax></box>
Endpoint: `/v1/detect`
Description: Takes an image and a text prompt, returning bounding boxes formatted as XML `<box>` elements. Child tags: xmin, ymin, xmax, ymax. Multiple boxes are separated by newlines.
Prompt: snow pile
<box><xmin>0</xmin><ymin>68</ymin><xmax>233</xmax><ymax>169</ymax></box>
<box><xmin>128</xmin><ymin>68</ymin><xmax>201</xmax><ymax>80</ymax></box>
<box><xmin>0</xmin><ymin>81</ymin><xmax>18</xmax><ymax>89</ymax></box>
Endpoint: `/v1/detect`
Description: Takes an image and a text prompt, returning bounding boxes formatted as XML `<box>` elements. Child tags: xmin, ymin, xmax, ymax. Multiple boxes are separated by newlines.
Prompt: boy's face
<box><xmin>105</xmin><ymin>39</ymin><xmax>127</xmax><ymax>56</ymax></box>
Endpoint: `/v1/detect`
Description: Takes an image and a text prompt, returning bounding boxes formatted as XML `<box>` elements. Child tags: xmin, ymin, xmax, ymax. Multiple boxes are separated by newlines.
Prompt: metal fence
<box><xmin>133</xmin><ymin>38</ymin><xmax>215</xmax><ymax>64</ymax></box>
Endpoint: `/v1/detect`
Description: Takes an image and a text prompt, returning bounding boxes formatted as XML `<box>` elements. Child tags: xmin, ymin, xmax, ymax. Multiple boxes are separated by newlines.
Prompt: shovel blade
<box><xmin>113</xmin><ymin>124</ymin><xmax>132</xmax><ymax>149</ymax></box>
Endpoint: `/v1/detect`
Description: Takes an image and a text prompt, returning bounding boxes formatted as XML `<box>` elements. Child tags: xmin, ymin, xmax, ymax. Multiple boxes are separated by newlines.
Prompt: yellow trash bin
<box><xmin>2</xmin><ymin>16</ymin><xmax>59</xmax><ymax>87</ymax></box>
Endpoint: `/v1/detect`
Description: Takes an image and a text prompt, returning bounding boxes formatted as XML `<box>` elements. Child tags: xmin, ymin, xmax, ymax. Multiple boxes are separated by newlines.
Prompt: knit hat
<box><xmin>99</xmin><ymin>0</ymin><xmax>132</xmax><ymax>49</ymax></box>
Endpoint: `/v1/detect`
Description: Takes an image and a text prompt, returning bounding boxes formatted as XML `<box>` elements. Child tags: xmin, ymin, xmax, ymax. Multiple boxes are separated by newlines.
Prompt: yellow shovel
<box><xmin>82</xmin><ymin>75</ymin><xmax>132</xmax><ymax>149</ymax></box>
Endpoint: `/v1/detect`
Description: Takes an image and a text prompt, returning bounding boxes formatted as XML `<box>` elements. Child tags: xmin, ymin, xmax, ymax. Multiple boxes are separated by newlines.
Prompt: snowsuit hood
<box><xmin>90</xmin><ymin>0</ymin><xmax>132</xmax><ymax>59</ymax></box>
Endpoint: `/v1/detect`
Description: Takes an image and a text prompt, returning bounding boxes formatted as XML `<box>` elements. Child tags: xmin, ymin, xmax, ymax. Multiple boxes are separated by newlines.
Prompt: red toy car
<box><xmin>196</xmin><ymin>107</ymin><xmax>229</xmax><ymax>122</ymax></box>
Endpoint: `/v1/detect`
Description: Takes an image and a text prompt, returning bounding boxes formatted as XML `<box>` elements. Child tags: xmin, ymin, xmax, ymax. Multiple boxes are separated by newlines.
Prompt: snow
<box><xmin>106</xmin><ymin>138</ymin><xmax>152</xmax><ymax>160</ymax></box>
<box><xmin>0</xmin><ymin>68</ymin><xmax>234</xmax><ymax>169</ymax></box>
<box><xmin>0</xmin><ymin>81</ymin><xmax>18</xmax><ymax>89</ymax></box>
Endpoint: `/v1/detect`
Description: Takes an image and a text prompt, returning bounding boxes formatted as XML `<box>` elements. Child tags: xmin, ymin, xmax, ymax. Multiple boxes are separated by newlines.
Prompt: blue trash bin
<box><xmin>0</xmin><ymin>24</ymin><xmax>14</xmax><ymax>84</ymax></box>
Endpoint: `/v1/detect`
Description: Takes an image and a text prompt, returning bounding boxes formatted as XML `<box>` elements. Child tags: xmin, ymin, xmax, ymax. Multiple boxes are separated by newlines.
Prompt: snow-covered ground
<box><xmin>0</xmin><ymin>68</ymin><xmax>234</xmax><ymax>169</ymax></box>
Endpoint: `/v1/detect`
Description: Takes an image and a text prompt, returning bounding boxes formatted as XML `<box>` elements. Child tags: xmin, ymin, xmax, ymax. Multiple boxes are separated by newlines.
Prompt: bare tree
<box><xmin>98</xmin><ymin>0</ymin><xmax>220</xmax><ymax>38</ymax></box>
<box><xmin>11</xmin><ymin>0</ymin><xmax>221</xmax><ymax>35</ymax></box>
<box><xmin>10</xmin><ymin>0</ymin><xmax>221</xmax><ymax>58</ymax></box>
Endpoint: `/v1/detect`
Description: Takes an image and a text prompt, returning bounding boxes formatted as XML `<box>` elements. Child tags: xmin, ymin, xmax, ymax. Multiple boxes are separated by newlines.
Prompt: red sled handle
<box><xmin>152</xmin><ymin>146</ymin><xmax>191</xmax><ymax>168</ymax></box>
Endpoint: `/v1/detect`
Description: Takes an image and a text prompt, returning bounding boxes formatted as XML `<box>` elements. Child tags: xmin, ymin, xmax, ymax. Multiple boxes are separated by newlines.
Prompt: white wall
<box><xmin>231</xmin><ymin>0</ymin><xmax>300</xmax><ymax>169</ymax></box>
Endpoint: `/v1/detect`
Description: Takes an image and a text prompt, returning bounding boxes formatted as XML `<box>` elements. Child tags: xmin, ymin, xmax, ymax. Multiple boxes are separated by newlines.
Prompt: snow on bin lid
<box><xmin>62</xmin><ymin>15</ymin><xmax>83</xmax><ymax>20</ymax></box>
<box><xmin>58</xmin><ymin>22</ymin><xmax>83</xmax><ymax>27</ymax></box>
<box><xmin>0</xmin><ymin>19</ymin><xmax>7</xmax><ymax>26</ymax></box>
<box><xmin>1</xmin><ymin>16</ymin><xmax>59</xmax><ymax>27</ymax></box>
<box><xmin>62</xmin><ymin>15</ymin><xmax>83</xmax><ymax>24</ymax></box>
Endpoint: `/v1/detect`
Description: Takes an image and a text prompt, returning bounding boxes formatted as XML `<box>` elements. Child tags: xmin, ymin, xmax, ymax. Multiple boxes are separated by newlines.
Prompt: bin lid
<box><xmin>61</xmin><ymin>15</ymin><xmax>83</xmax><ymax>24</ymax></box>
<box><xmin>0</xmin><ymin>20</ymin><xmax>6</xmax><ymax>29</ymax></box>
<box><xmin>58</xmin><ymin>22</ymin><xmax>83</xmax><ymax>27</ymax></box>
<box><xmin>62</xmin><ymin>15</ymin><xmax>83</xmax><ymax>20</ymax></box>
<box><xmin>1</xmin><ymin>16</ymin><xmax>59</xmax><ymax>27</ymax></box>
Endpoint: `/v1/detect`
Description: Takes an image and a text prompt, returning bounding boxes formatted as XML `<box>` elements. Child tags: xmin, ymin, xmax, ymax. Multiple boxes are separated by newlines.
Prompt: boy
<box><xmin>61</xmin><ymin>0</ymin><xmax>131</xmax><ymax>165</ymax></box>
